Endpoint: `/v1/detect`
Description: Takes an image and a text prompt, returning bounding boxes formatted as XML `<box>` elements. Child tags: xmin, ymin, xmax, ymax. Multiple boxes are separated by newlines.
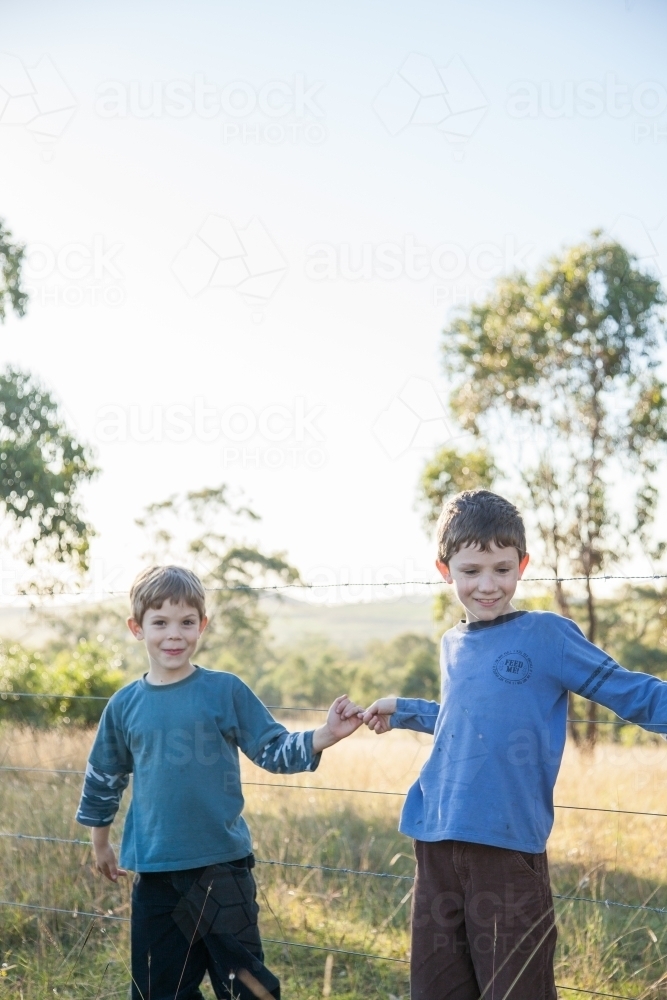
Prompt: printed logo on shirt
<box><xmin>493</xmin><ymin>649</ymin><xmax>533</xmax><ymax>685</ymax></box>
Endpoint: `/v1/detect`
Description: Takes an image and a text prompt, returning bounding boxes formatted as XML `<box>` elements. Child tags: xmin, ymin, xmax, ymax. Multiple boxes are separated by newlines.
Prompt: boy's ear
<box><xmin>435</xmin><ymin>559</ymin><xmax>453</xmax><ymax>584</ymax></box>
<box><xmin>518</xmin><ymin>553</ymin><xmax>530</xmax><ymax>577</ymax></box>
<box><xmin>198</xmin><ymin>615</ymin><xmax>208</xmax><ymax>636</ymax></box>
<box><xmin>127</xmin><ymin>617</ymin><xmax>144</xmax><ymax>641</ymax></box>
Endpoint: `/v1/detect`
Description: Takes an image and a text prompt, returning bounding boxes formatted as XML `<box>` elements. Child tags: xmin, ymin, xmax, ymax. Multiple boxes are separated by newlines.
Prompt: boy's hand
<box><xmin>362</xmin><ymin>697</ymin><xmax>398</xmax><ymax>735</ymax></box>
<box><xmin>312</xmin><ymin>695</ymin><xmax>364</xmax><ymax>752</ymax></box>
<box><xmin>92</xmin><ymin>827</ymin><xmax>127</xmax><ymax>883</ymax></box>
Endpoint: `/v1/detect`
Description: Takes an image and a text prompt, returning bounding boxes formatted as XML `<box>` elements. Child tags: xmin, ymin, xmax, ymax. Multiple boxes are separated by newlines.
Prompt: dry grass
<box><xmin>1</xmin><ymin>722</ymin><xmax>667</xmax><ymax>997</ymax></box>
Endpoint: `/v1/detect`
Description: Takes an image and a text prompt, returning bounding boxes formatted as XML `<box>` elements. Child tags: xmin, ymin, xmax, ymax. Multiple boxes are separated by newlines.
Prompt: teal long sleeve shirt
<box><xmin>76</xmin><ymin>667</ymin><xmax>320</xmax><ymax>871</ymax></box>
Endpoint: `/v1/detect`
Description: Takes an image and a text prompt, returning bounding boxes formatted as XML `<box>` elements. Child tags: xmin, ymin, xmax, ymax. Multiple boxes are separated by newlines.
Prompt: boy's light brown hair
<box><xmin>130</xmin><ymin>565</ymin><xmax>207</xmax><ymax>624</ymax></box>
<box><xmin>436</xmin><ymin>490</ymin><xmax>526</xmax><ymax>565</ymax></box>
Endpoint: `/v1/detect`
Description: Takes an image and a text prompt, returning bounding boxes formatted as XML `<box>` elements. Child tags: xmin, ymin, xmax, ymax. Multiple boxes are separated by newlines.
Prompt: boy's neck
<box><xmin>145</xmin><ymin>661</ymin><xmax>197</xmax><ymax>686</ymax></box>
<box><xmin>463</xmin><ymin>602</ymin><xmax>518</xmax><ymax>624</ymax></box>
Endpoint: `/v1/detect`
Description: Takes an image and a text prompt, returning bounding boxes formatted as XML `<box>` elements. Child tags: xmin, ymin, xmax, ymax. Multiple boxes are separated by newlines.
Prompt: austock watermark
<box><xmin>506</xmin><ymin>74</ymin><xmax>667</xmax><ymax>142</ymax></box>
<box><xmin>171</xmin><ymin>215</ymin><xmax>287</xmax><ymax>319</ymax></box>
<box><xmin>373</xmin><ymin>52</ymin><xmax>488</xmax><ymax>158</ymax></box>
<box><xmin>94</xmin><ymin>396</ymin><xmax>327</xmax><ymax>471</ymax></box>
<box><xmin>372</xmin><ymin>377</ymin><xmax>453</xmax><ymax>461</ymax></box>
<box><xmin>21</xmin><ymin>236</ymin><xmax>125</xmax><ymax>308</ymax></box>
<box><xmin>95</xmin><ymin>73</ymin><xmax>326</xmax><ymax>146</ymax></box>
<box><xmin>0</xmin><ymin>557</ymin><xmax>126</xmax><ymax>601</ymax></box>
<box><xmin>300</xmin><ymin>560</ymin><xmax>440</xmax><ymax>604</ymax></box>
<box><xmin>304</xmin><ymin>235</ymin><xmax>535</xmax><ymax>308</ymax></box>
<box><xmin>610</xmin><ymin>213</ymin><xmax>667</xmax><ymax>278</ymax></box>
<box><xmin>0</xmin><ymin>53</ymin><xmax>76</xmax><ymax>159</ymax></box>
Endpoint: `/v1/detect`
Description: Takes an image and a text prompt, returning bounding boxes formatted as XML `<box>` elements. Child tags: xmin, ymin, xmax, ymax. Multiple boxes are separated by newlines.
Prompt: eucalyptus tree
<box><xmin>420</xmin><ymin>233</ymin><xmax>667</xmax><ymax>743</ymax></box>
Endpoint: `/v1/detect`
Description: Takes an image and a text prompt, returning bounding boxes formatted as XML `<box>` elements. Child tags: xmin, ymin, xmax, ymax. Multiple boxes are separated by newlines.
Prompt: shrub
<box><xmin>0</xmin><ymin>638</ymin><xmax>123</xmax><ymax>726</ymax></box>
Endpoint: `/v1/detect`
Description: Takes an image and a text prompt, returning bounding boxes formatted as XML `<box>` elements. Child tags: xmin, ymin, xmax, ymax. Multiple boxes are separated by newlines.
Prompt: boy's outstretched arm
<box><xmin>251</xmin><ymin>693</ymin><xmax>364</xmax><ymax>774</ymax></box>
<box><xmin>561</xmin><ymin>620</ymin><xmax>667</xmax><ymax>733</ymax></box>
<box><xmin>359</xmin><ymin>696</ymin><xmax>440</xmax><ymax>734</ymax></box>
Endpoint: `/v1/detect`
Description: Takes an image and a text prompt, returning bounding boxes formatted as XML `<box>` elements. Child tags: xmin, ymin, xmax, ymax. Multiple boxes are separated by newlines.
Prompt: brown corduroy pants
<box><xmin>411</xmin><ymin>840</ymin><xmax>557</xmax><ymax>1000</ymax></box>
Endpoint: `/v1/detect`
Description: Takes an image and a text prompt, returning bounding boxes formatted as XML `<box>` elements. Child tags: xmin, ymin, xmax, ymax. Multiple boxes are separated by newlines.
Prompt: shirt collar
<box><xmin>456</xmin><ymin>610</ymin><xmax>528</xmax><ymax>633</ymax></box>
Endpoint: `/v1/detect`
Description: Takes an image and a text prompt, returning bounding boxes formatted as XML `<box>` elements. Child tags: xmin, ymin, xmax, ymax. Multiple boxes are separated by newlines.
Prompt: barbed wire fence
<box><xmin>0</xmin><ymin>569</ymin><xmax>664</xmax><ymax>602</ymax></box>
<box><xmin>1</xmin><ymin>573</ymin><xmax>667</xmax><ymax>998</ymax></box>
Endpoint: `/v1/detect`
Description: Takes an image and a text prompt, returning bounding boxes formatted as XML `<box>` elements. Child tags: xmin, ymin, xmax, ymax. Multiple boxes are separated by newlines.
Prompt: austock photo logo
<box><xmin>506</xmin><ymin>73</ymin><xmax>667</xmax><ymax>143</ymax></box>
<box><xmin>373</xmin><ymin>52</ymin><xmax>488</xmax><ymax>157</ymax></box>
<box><xmin>372</xmin><ymin>377</ymin><xmax>452</xmax><ymax>461</ymax></box>
<box><xmin>0</xmin><ymin>53</ymin><xmax>76</xmax><ymax>158</ymax></box>
<box><xmin>304</xmin><ymin>234</ymin><xmax>535</xmax><ymax>308</ymax></box>
<box><xmin>610</xmin><ymin>213</ymin><xmax>667</xmax><ymax>277</ymax></box>
<box><xmin>95</xmin><ymin>73</ymin><xmax>326</xmax><ymax>146</ymax></box>
<box><xmin>94</xmin><ymin>396</ymin><xmax>327</xmax><ymax>471</ymax></box>
<box><xmin>171</xmin><ymin>215</ymin><xmax>288</xmax><ymax>321</ymax></box>
<box><xmin>22</xmin><ymin>235</ymin><xmax>125</xmax><ymax>308</ymax></box>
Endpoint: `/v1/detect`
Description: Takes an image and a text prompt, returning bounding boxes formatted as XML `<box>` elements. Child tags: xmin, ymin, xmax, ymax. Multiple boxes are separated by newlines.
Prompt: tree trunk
<box><xmin>555</xmin><ymin>580</ymin><xmax>582</xmax><ymax>747</ymax></box>
<box><xmin>584</xmin><ymin>574</ymin><xmax>598</xmax><ymax>748</ymax></box>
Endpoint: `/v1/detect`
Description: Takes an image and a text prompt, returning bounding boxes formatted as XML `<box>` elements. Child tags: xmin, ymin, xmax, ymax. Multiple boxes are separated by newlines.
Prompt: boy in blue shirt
<box><xmin>356</xmin><ymin>490</ymin><xmax>667</xmax><ymax>1000</ymax></box>
<box><xmin>76</xmin><ymin>565</ymin><xmax>363</xmax><ymax>1000</ymax></box>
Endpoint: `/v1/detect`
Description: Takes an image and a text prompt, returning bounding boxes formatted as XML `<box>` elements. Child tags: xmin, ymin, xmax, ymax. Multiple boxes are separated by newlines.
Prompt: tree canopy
<box><xmin>0</xmin><ymin>367</ymin><xmax>98</xmax><ymax>577</ymax></box>
<box><xmin>0</xmin><ymin>219</ymin><xmax>27</xmax><ymax>323</ymax></box>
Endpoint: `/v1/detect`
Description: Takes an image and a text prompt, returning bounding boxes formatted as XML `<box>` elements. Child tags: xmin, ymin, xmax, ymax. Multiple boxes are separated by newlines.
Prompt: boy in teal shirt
<box><xmin>77</xmin><ymin>564</ymin><xmax>362</xmax><ymax>1000</ymax></box>
<box><xmin>354</xmin><ymin>490</ymin><xmax>667</xmax><ymax>1000</ymax></box>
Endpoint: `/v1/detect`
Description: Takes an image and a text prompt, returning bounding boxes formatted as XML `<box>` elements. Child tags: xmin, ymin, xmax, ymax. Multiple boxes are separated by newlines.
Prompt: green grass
<box><xmin>3</xmin><ymin>725</ymin><xmax>667</xmax><ymax>998</ymax></box>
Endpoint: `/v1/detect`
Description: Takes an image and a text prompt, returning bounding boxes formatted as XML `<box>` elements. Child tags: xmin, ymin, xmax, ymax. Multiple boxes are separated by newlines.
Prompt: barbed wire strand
<box><xmin>0</xmin><ymin>690</ymin><xmax>657</xmax><ymax>728</ymax></box>
<box><xmin>0</xmin><ymin>898</ymin><xmax>643</xmax><ymax>997</ymax></box>
<box><xmin>3</xmin><ymin>571</ymin><xmax>666</xmax><ymax>601</ymax></box>
<box><xmin>3</xmin><ymin>831</ymin><xmax>667</xmax><ymax>917</ymax></box>
<box><xmin>2</xmin><ymin>765</ymin><xmax>667</xmax><ymax>821</ymax></box>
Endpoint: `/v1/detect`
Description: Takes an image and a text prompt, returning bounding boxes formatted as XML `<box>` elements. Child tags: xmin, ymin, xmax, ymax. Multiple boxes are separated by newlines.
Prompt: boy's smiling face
<box><xmin>437</xmin><ymin>543</ymin><xmax>530</xmax><ymax>623</ymax></box>
<box><xmin>128</xmin><ymin>600</ymin><xmax>208</xmax><ymax>684</ymax></box>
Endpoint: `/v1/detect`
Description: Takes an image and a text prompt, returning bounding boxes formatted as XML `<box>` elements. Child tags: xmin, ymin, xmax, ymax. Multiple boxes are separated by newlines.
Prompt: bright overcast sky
<box><xmin>0</xmin><ymin>0</ymin><xmax>666</xmax><ymax>596</ymax></box>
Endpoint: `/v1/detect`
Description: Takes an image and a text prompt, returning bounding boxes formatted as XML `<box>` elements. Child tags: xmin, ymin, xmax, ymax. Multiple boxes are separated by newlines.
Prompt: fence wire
<box><xmin>1</xmin><ymin>764</ymin><xmax>666</xmax><ymax>823</ymax></box>
<box><xmin>0</xmin><ymin>690</ymin><xmax>655</xmax><ymax>730</ymax></box>
<box><xmin>0</xmin><ymin>898</ymin><xmax>642</xmax><ymax>998</ymax></box>
<box><xmin>0</xmin><ymin>570</ymin><xmax>665</xmax><ymax>601</ymax></box>
<box><xmin>2</xmin><ymin>830</ymin><xmax>667</xmax><ymax>917</ymax></box>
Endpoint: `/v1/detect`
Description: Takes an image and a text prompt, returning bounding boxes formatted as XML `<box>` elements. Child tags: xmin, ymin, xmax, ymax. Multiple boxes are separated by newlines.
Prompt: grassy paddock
<box><xmin>1</xmin><ymin>722</ymin><xmax>667</xmax><ymax>997</ymax></box>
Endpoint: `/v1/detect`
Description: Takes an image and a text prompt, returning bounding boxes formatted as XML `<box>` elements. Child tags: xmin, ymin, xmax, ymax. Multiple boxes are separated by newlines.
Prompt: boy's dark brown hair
<box><xmin>436</xmin><ymin>490</ymin><xmax>526</xmax><ymax>565</ymax></box>
<box><xmin>130</xmin><ymin>565</ymin><xmax>207</xmax><ymax>624</ymax></box>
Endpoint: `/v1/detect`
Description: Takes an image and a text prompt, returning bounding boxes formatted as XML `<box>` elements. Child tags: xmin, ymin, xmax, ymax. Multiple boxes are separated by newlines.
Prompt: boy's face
<box><xmin>128</xmin><ymin>601</ymin><xmax>208</xmax><ymax>677</ymax></box>
<box><xmin>437</xmin><ymin>543</ymin><xmax>529</xmax><ymax>622</ymax></box>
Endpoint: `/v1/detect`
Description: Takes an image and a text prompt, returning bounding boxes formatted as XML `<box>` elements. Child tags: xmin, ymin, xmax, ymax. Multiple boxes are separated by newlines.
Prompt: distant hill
<box><xmin>0</xmin><ymin>593</ymin><xmax>439</xmax><ymax>657</ymax></box>
<box><xmin>262</xmin><ymin>594</ymin><xmax>438</xmax><ymax>654</ymax></box>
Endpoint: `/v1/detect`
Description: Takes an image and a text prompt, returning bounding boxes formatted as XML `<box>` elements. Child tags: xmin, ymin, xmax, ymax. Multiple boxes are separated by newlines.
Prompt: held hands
<box><xmin>312</xmin><ymin>695</ymin><xmax>365</xmax><ymax>752</ymax></box>
<box><xmin>311</xmin><ymin>694</ymin><xmax>398</xmax><ymax>752</ymax></box>
<box><xmin>361</xmin><ymin>697</ymin><xmax>398</xmax><ymax>734</ymax></box>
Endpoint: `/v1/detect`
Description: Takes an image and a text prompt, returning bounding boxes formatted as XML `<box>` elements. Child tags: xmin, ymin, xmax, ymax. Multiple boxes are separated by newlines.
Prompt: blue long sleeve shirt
<box><xmin>76</xmin><ymin>666</ymin><xmax>320</xmax><ymax>871</ymax></box>
<box><xmin>391</xmin><ymin>610</ymin><xmax>667</xmax><ymax>853</ymax></box>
